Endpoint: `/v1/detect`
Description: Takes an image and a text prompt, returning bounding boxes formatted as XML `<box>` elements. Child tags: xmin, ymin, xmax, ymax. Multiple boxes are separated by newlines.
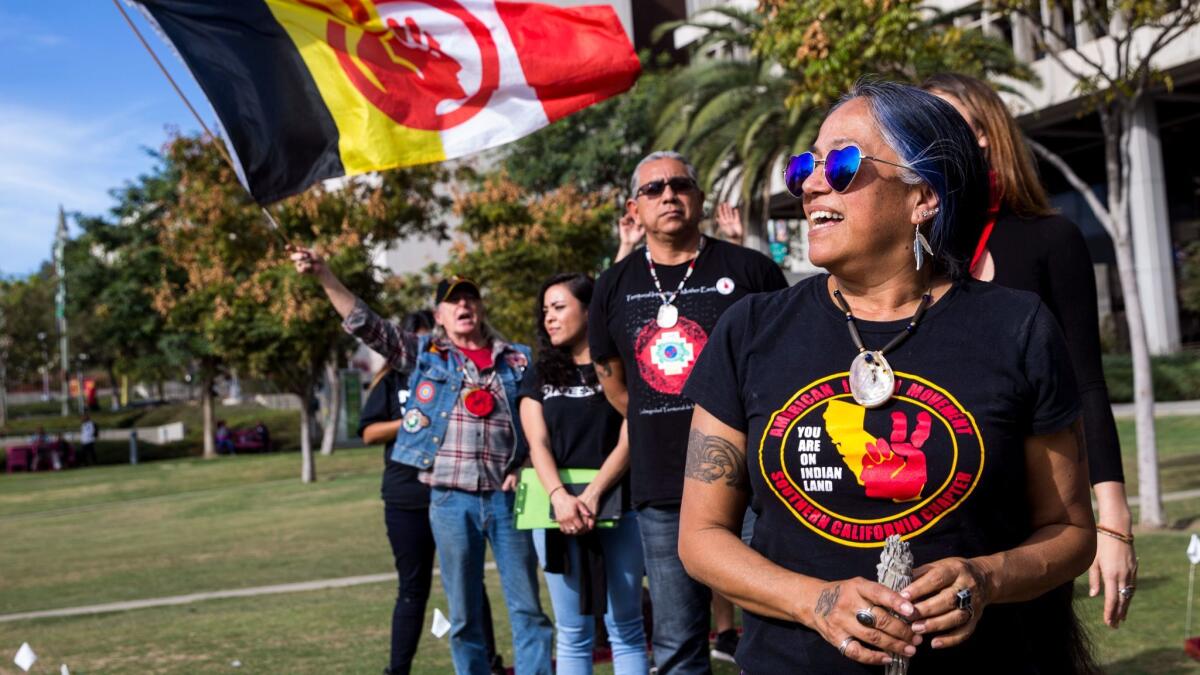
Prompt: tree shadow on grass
<box><xmin>1102</xmin><ymin>646</ymin><xmax>1200</xmax><ymax>674</ymax></box>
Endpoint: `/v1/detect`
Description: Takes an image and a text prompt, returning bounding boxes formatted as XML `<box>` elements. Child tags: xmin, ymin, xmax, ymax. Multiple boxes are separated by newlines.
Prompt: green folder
<box><xmin>514</xmin><ymin>467</ymin><xmax>620</xmax><ymax>530</ymax></box>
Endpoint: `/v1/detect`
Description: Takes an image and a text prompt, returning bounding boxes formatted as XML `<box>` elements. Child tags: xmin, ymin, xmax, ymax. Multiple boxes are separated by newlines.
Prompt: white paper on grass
<box><xmin>431</xmin><ymin>607</ymin><xmax>451</xmax><ymax>638</ymax></box>
<box><xmin>14</xmin><ymin>643</ymin><xmax>37</xmax><ymax>672</ymax></box>
<box><xmin>62</xmin><ymin>665</ymin><xmax>71</xmax><ymax>675</ymax></box>
<box><xmin>1188</xmin><ymin>533</ymin><xmax>1200</xmax><ymax>565</ymax></box>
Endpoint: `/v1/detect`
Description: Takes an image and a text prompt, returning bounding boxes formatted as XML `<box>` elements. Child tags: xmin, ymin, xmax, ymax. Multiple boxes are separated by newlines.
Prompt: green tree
<box><xmin>501</xmin><ymin>68</ymin><xmax>667</xmax><ymax>195</ymax></box>
<box><xmin>67</xmin><ymin>159</ymin><xmax>188</xmax><ymax>408</ymax></box>
<box><xmin>403</xmin><ymin>173</ymin><xmax>619</xmax><ymax>346</ymax></box>
<box><xmin>0</xmin><ymin>267</ymin><xmax>58</xmax><ymax>427</ymax></box>
<box><xmin>156</xmin><ymin>133</ymin><xmax>449</xmax><ymax>479</ymax></box>
<box><xmin>755</xmin><ymin>0</ymin><xmax>1032</xmax><ymax>107</ymax></box>
<box><xmin>653</xmin><ymin>3</ymin><xmax>1031</xmax><ymax>242</ymax></box>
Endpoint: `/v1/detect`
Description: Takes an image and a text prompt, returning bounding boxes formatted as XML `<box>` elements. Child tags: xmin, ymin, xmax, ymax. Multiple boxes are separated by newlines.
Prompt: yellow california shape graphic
<box><xmin>823</xmin><ymin>400</ymin><xmax>873</xmax><ymax>484</ymax></box>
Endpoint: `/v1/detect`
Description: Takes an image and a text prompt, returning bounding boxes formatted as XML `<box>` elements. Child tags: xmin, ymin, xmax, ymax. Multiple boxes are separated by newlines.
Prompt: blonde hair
<box><xmin>921</xmin><ymin>73</ymin><xmax>1054</xmax><ymax>218</ymax></box>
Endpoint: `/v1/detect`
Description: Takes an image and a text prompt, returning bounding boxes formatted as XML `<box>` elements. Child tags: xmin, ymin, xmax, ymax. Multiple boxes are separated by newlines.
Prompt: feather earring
<box><xmin>913</xmin><ymin>208</ymin><xmax>938</xmax><ymax>270</ymax></box>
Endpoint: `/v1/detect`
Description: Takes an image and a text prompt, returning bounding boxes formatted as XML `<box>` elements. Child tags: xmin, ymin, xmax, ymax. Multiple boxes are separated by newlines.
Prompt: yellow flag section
<box><xmin>266</xmin><ymin>0</ymin><xmax>445</xmax><ymax>172</ymax></box>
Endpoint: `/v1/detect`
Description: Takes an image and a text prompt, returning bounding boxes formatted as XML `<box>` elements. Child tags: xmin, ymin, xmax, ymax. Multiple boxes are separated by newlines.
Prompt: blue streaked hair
<box><xmin>833</xmin><ymin>80</ymin><xmax>990</xmax><ymax>281</ymax></box>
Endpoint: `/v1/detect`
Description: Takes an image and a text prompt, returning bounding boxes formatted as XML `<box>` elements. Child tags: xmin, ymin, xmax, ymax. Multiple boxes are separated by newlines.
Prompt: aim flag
<box><xmin>131</xmin><ymin>0</ymin><xmax>641</xmax><ymax>204</ymax></box>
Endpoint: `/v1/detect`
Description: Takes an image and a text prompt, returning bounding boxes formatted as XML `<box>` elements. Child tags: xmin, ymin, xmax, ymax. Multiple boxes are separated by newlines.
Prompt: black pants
<box><xmin>384</xmin><ymin>502</ymin><xmax>498</xmax><ymax>674</ymax></box>
<box><xmin>80</xmin><ymin>443</ymin><xmax>97</xmax><ymax>466</ymax></box>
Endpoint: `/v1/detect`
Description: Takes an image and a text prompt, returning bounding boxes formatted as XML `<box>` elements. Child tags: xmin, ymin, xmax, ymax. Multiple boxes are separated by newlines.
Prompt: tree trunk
<box><xmin>320</xmin><ymin>358</ymin><xmax>341</xmax><ymax>456</ymax></box>
<box><xmin>300</xmin><ymin>404</ymin><xmax>316</xmax><ymax>483</ymax></box>
<box><xmin>1110</xmin><ymin>114</ymin><xmax>1163</xmax><ymax>528</ymax></box>
<box><xmin>1029</xmin><ymin>115</ymin><xmax>1163</xmax><ymax>528</ymax></box>
<box><xmin>106</xmin><ymin>365</ymin><xmax>120</xmax><ymax>411</ymax></box>
<box><xmin>202</xmin><ymin>373</ymin><xmax>217</xmax><ymax>459</ymax></box>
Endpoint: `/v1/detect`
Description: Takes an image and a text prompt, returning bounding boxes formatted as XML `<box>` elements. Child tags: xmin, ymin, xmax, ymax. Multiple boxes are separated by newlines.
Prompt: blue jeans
<box><xmin>639</xmin><ymin>505</ymin><xmax>712</xmax><ymax>675</ymax></box>
<box><xmin>533</xmin><ymin>513</ymin><xmax>648</xmax><ymax>675</ymax></box>
<box><xmin>429</xmin><ymin>488</ymin><xmax>553</xmax><ymax>675</ymax></box>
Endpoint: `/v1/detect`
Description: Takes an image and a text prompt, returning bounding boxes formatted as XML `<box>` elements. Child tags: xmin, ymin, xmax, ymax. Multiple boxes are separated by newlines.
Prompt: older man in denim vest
<box><xmin>293</xmin><ymin>248</ymin><xmax>552</xmax><ymax>675</ymax></box>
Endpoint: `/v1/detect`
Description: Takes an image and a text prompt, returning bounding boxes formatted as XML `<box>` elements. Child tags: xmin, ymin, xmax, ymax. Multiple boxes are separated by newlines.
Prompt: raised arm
<box><xmin>679</xmin><ymin>406</ymin><xmax>919</xmax><ymax>666</ymax></box>
<box><xmin>594</xmin><ymin>357</ymin><xmax>628</xmax><ymax>417</ymax></box>
<box><xmin>291</xmin><ymin>246</ymin><xmax>415</xmax><ymax>373</ymax></box>
<box><xmin>289</xmin><ymin>246</ymin><xmax>359</xmax><ymax>319</ymax></box>
<box><xmin>901</xmin><ymin>420</ymin><xmax>1095</xmax><ymax>648</ymax></box>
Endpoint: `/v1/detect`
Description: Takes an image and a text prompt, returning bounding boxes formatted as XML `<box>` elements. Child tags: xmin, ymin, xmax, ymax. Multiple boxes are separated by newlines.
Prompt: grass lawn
<box><xmin>1114</xmin><ymin>416</ymin><xmax>1200</xmax><ymax>497</ymax></box>
<box><xmin>2</xmin><ymin>436</ymin><xmax>1199</xmax><ymax>673</ymax></box>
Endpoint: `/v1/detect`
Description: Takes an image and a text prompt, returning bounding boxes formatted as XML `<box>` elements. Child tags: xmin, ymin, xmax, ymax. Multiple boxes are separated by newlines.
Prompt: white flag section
<box><xmin>13</xmin><ymin>643</ymin><xmax>37</xmax><ymax>672</ymax></box>
<box><xmin>1189</xmin><ymin>533</ymin><xmax>1200</xmax><ymax>565</ymax></box>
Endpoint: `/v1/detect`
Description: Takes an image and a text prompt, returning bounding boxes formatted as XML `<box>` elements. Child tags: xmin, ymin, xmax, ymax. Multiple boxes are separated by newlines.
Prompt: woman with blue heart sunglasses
<box><xmin>677</xmin><ymin>81</ymin><xmax>1097</xmax><ymax>674</ymax></box>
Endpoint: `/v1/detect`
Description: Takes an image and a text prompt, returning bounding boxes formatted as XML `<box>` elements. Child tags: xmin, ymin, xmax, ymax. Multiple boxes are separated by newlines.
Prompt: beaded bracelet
<box><xmin>1096</xmin><ymin>525</ymin><xmax>1134</xmax><ymax>545</ymax></box>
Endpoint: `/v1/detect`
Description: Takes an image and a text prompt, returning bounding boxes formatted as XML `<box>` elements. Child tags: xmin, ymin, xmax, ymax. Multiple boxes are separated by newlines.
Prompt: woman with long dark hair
<box><xmin>920</xmin><ymin>74</ymin><xmax>1135</xmax><ymax>634</ymax></box>
<box><xmin>518</xmin><ymin>273</ymin><xmax>648</xmax><ymax>675</ymax></box>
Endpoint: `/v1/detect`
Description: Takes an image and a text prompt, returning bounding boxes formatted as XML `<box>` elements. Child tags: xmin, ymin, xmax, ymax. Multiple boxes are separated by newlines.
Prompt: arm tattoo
<box><xmin>596</xmin><ymin>361</ymin><xmax>613</xmax><ymax>378</ymax></box>
<box><xmin>685</xmin><ymin>429</ymin><xmax>749</xmax><ymax>491</ymax></box>
<box><xmin>814</xmin><ymin>584</ymin><xmax>841</xmax><ymax>619</ymax></box>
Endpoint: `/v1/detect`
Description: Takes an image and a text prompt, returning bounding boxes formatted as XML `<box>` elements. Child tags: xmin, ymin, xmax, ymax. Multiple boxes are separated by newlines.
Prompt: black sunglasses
<box><xmin>636</xmin><ymin>176</ymin><xmax>698</xmax><ymax>198</ymax></box>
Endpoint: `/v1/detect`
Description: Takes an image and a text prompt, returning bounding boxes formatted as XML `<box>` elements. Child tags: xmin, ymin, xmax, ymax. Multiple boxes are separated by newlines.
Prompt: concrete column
<box><xmin>1128</xmin><ymin>99</ymin><xmax>1181</xmax><ymax>354</ymax></box>
<box><xmin>1072</xmin><ymin>0</ymin><xmax>1094</xmax><ymax>45</ymax></box>
<box><xmin>1011</xmin><ymin>14</ymin><xmax>1036</xmax><ymax>62</ymax></box>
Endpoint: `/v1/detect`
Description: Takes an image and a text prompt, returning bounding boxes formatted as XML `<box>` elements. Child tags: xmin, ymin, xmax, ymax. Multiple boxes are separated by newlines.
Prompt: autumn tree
<box><xmin>155</xmin><ymin>132</ymin><xmax>448</xmax><ymax>480</ymax></box>
<box><xmin>397</xmin><ymin>173</ymin><xmax>619</xmax><ymax>346</ymax></box>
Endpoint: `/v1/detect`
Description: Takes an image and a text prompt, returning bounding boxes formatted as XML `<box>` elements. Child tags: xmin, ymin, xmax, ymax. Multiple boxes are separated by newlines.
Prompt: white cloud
<box><xmin>0</xmin><ymin>101</ymin><xmax>168</xmax><ymax>277</ymax></box>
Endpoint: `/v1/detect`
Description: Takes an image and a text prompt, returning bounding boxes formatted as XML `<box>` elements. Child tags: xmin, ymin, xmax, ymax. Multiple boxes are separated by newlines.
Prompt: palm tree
<box><xmin>652</xmin><ymin>7</ymin><xmax>817</xmax><ymax>244</ymax></box>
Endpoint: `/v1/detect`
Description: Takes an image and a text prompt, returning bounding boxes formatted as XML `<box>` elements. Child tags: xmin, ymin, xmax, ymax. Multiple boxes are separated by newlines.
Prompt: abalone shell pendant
<box><xmin>849</xmin><ymin>350</ymin><xmax>894</xmax><ymax>408</ymax></box>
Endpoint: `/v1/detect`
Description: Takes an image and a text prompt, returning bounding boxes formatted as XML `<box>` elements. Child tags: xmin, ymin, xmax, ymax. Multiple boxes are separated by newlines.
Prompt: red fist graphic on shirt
<box><xmin>860</xmin><ymin>411</ymin><xmax>930</xmax><ymax>502</ymax></box>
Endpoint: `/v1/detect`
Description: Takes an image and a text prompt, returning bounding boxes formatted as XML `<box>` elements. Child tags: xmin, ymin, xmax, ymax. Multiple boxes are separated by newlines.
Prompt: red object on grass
<box><xmin>1184</xmin><ymin>636</ymin><xmax>1200</xmax><ymax>660</ymax></box>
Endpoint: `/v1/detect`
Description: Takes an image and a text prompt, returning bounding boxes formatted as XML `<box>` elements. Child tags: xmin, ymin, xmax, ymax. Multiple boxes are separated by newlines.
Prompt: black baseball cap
<box><xmin>434</xmin><ymin>276</ymin><xmax>481</xmax><ymax>304</ymax></box>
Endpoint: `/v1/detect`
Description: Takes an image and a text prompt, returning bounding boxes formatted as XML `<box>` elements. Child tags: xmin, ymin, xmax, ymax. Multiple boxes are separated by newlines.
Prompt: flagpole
<box><xmin>111</xmin><ymin>0</ymin><xmax>292</xmax><ymax>249</ymax></box>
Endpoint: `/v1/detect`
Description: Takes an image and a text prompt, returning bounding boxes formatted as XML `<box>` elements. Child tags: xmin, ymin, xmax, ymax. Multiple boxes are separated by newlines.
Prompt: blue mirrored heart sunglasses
<box><xmin>783</xmin><ymin>145</ymin><xmax>913</xmax><ymax>197</ymax></box>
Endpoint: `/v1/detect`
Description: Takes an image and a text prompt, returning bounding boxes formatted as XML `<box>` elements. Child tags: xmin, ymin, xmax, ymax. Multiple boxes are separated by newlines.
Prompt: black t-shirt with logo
<box><xmin>517</xmin><ymin>363</ymin><xmax>624</xmax><ymax>471</ymax></box>
<box><xmin>683</xmin><ymin>275</ymin><xmax>1080</xmax><ymax>674</ymax></box>
<box><xmin>357</xmin><ymin>370</ymin><xmax>430</xmax><ymax>509</ymax></box>
<box><xmin>589</xmin><ymin>237</ymin><xmax>789</xmax><ymax>508</ymax></box>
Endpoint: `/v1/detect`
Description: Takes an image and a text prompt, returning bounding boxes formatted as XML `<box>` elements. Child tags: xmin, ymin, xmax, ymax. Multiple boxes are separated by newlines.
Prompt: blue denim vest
<box><xmin>390</xmin><ymin>335</ymin><xmax>531</xmax><ymax>475</ymax></box>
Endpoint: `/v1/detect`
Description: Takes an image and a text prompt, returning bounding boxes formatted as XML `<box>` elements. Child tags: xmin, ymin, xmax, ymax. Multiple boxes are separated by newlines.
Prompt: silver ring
<box><xmin>1119</xmin><ymin>585</ymin><xmax>1135</xmax><ymax>599</ymax></box>
<box><xmin>854</xmin><ymin>608</ymin><xmax>876</xmax><ymax>628</ymax></box>
<box><xmin>838</xmin><ymin>636</ymin><xmax>856</xmax><ymax>657</ymax></box>
<box><xmin>955</xmin><ymin>588</ymin><xmax>974</xmax><ymax>620</ymax></box>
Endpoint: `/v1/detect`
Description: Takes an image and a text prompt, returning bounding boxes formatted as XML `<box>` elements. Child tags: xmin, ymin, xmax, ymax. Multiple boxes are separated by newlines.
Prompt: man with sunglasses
<box><xmin>588</xmin><ymin>151</ymin><xmax>788</xmax><ymax>674</ymax></box>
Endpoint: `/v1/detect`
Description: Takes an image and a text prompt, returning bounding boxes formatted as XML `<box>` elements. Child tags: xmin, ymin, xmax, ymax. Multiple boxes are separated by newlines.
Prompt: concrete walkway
<box><xmin>1111</xmin><ymin>399</ymin><xmax>1200</xmax><ymax>418</ymax></box>
<box><xmin>0</xmin><ymin>562</ymin><xmax>496</xmax><ymax>624</ymax></box>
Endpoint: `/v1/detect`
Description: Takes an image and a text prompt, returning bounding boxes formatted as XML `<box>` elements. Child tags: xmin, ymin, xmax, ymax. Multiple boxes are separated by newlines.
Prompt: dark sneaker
<box><xmin>711</xmin><ymin>628</ymin><xmax>739</xmax><ymax>664</ymax></box>
<box><xmin>489</xmin><ymin>654</ymin><xmax>508</xmax><ymax>675</ymax></box>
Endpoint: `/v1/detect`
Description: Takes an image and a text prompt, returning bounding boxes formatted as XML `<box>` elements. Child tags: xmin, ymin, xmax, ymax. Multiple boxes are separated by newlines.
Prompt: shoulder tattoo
<box><xmin>595</xmin><ymin>360</ymin><xmax>614</xmax><ymax>378</ymax></box>
<box><xmin>685</xmin><ymin>429</ymin><xmax>748</xmax><ymax>491</ymax></box>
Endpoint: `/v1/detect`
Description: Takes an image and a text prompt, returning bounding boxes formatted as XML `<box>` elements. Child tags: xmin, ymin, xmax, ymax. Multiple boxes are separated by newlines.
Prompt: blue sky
<box><xmin>0</xmin><ymin>2</ymin><xmax>207</xmax><ymax>277</ymax></box>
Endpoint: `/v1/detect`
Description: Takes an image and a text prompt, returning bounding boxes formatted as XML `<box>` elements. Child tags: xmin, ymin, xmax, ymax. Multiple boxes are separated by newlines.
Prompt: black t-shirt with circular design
<box><xmin>683</xmin><ymin>275</ymin><xmax>1080</xmax><ymax>674</ymax></box>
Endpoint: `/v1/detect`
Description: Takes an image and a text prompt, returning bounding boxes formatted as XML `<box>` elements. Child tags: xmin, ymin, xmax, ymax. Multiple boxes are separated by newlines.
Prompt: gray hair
<box><xmin>629</xmin><ymin>151</ymin><xmax>700</xmax><ymax>198</ymax></box>
<box><xmin>431</xmin><ymin>317</ymin><xmax>505</xmax><ymax>345</ymax></box>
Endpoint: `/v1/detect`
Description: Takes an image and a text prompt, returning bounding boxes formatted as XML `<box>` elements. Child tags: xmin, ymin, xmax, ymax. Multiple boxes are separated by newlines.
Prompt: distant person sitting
<box><xmin>80</xmin><ymin>414</ymin><xmax>98</xmax><ymax>466</ymax></box>
<box><xmin>30</xmin><ymin>426</ymin><xmax>50</xmax><ymax>472</ymax></box>
<box><xmin>254</xmin><ymin>421</ymin><xmax>271</xmax><ymax>451</ymax></box>
<box><xmin>51</xmin><ymin>433</ymin><xmax>70</xmax><ymax>470</ymax></box>
<box><xmin>215</xmin><ymin>420</ymin><xmax>236</xmax><ymax>455</ymax></box>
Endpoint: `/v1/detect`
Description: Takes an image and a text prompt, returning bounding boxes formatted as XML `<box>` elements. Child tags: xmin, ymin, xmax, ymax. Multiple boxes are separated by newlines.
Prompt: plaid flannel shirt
<box><xmin>343</xmin><ymin>300</ymin><xmax>515</xmax><ymax>491</ymax></box>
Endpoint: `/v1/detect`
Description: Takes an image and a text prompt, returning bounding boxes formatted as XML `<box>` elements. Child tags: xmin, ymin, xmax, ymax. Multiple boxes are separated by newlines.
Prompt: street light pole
<box><xmin>55</xmin><ymin>206</ymin><xmax>70</xmax><ymax>417</ymax></box>
<box><xmin>37</xmin><ymin>332</ymin><xmax>49</xmax><ymax>402</ymax></box>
